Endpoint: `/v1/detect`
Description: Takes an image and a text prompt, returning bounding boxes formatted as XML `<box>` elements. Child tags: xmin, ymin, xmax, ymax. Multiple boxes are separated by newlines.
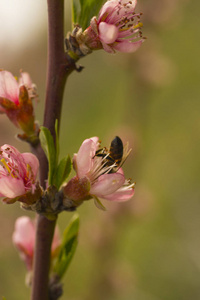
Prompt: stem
<box><xmin>31</xmin><ymin>0</ymin><xmax>73</xmax><ymax>299</ymax></box>
<box><xmin>31</xmin><ymin>215</ymin><xmax>56</xmax><ymax>300</ymax></box>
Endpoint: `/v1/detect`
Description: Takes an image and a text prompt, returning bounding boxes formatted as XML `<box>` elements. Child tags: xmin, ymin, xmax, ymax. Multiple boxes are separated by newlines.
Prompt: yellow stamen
<box><xmin>133</xmin><ymin>22</ymin><xmax>143</xmax><ymax>29</ymax></box>
<box><xmin>0</xmin><ymin>158</ymin><xmax>15</xmax><ymax>178</ymax></box>
<box><xmin>26</xmin><ymin>164</ymin><xmax>32</xmax><ymax>179</ymax></box>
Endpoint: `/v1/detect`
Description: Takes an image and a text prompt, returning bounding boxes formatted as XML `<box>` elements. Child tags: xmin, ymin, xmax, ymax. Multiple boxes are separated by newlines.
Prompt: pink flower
<box><xmin>0</xmin><ymin>70</ymin><xmax>36</xmax><ymax>135</ymax></box>
<box><xmin>18</xmin><ymin>72</ymin><xmax>38</xmax><ymax>100</ymax></box>
<box><xmin>0</xmin><ymin>144</ymin><xmax>39</xmax><ymax>201</ymax></box>
<box><xmin>64</xmin><ymin>137</ymin><xmax>134</xmax><ymax>204</ymax></box>
<box><xmin>85</xmin><ymin>0</ymin><xmax>144</xmax><ymax>53</ymax></box>
<box><xmin>12</xmin><ymin>216</ymin><xmax>61</xmax><ymax>271</ymax></box>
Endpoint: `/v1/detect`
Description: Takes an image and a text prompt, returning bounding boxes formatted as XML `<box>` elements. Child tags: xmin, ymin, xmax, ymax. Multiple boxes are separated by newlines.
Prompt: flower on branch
<box><xmin>0</xmin><ymin>70</ymin><xmax>38</xmax><ymax>137</ymax></box>
<box><xmin>67</xmin><ymin>0</ymin><xmax>144</xmax><ymax>57</ymax></box>
<box><xmin>12</xmin><ymin>216</ymin><xmax>61</xmax><ymax>271</ymax></box>
<box><xmin>63</xmin><ymin>137</ymin><xmax>135</xmax><ymax>208</ymax></box>
<box><xmin>0</xmin><ymin>144</ymin><xmax>41</xmax><ymax>204</ymax></box>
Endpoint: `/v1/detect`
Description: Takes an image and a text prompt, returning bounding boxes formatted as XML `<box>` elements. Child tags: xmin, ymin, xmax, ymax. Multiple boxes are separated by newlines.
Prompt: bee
<box><xmin>109</xmin><ymin>136</ymin><xmax>124</xmax><ymax>167</ymax></box>
<box><xmin>95</xmin><ymin>136</ymin><xmax>124</xmax><ymax>172</ymax></box>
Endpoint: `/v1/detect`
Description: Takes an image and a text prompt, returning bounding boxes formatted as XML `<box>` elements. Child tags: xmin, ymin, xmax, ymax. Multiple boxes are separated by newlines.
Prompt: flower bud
<box><xmin>12</xmin><ymin>216</ymin><xmax>61</xmax><ymax>272</ymax></box>
<box><xmin>63</xmin><ymin>176</ymin><xmax>91</xmax><ymax>204</ymax></box>
<box><xmin>0</xmin><ymin>70</ymin><xmax>38</xmax><ymax>139</ymax></box>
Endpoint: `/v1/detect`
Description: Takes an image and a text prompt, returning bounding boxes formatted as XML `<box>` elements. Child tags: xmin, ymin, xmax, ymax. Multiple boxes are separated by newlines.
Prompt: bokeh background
<box><xmin>0</xmin><ymin>0</ymin><xmax>200</xmax><ymax>299</ymax></box>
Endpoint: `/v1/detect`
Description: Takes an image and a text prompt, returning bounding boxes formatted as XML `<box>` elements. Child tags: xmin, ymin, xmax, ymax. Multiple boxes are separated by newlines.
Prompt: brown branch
<box><xmin>31</xmin><ymin>0</ymin><xmax>74</xmax><ymax>299</ymax></box>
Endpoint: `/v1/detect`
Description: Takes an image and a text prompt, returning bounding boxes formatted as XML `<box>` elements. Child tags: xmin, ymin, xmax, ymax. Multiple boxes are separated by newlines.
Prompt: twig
<box><xmin>31</xmin><ymin>0</ymin><xmax>73</xmax><ymax>299</ymax></box>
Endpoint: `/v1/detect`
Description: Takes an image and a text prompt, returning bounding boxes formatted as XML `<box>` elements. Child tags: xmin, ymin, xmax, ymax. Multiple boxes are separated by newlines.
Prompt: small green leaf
<box><xmin>54</xmin><ymin>214</ymin><xmax>79</xmax><ymax>279</ymax></box>
<box><xmin>71</xmin><ymin>0</ymin><xmax>105</xmax><ymax>30</ymax></box>
<box><xmin>53</xmin><ymin>155</ymin><xmax>72</xmax><ymax>190</ymax></box>
<box><xmin>71</xmin><ymin>0</ymin><xmax>80</xmax><ymax>26</ymax></box>
<box><xmin>55</xmin><ymin>120</ymin><xmax>59</xmax><ymax>166</ymax></box>
<box><xmin>94</xmin><ymin>196</ymin><xmax>106</xmax><ymax>211</ymax></box>
<box><xmin>39</xmin><ymin>126</ymin><xmax>56</xmax><ymax>185</ymax></box>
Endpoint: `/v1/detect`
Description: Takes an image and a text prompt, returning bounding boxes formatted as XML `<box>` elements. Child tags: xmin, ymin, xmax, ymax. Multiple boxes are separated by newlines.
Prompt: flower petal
<box><xmin>90</xmin><ymin>136</ymin><xmax>99</xmax><ymax>144</ymax></box>
<box><xmin>0</xmin><ymin>177</ymin><xmax>25</xmax><ymax>198</ymax></box>
<box><xmin>18</xmin><ymin>72</ymin><xmax>33</xmax><ymax>88</ymax></box>
<box><xmin>102</xmin><ymin>186</ymin><xmax>135</xmax><ymax>202</ymax></box>
<box><xmin>99</xmin><ymin>22</ymin><xmax>118</xmax><ymax>44</ymax></box>
<box><xmin>90</xmin><ymin>173</ymin><xmax>125</xmax><ymax>197</ymax></box>
<box><xmin>22</xmin><ymin>153</ymin><xmax>39</xmax><ymax>178</ymax></box>
<box><xmin>121</xmin><ymin>0</ymin><xmax>137</xmax><ymax>5</ymax></box>
<box><xmin>113</xmin><ymin>39</ymin><xmax>143</xmax><ymax>53</ymax></box>
<box><xmin>76</xmin><ymin>137</ymin><xmax>98</xmax><ymax>178</ymax></box>
<box><xmin>0</xmin><ymin>71</ymin><xmax>19</xmax><ymax>104</ymax></box>
<box><xmin>12</xmin><ymin>216</ymin><xmax>35</xmax><ymax>256</ymax></box>
<box><xmin>98</xmin><ymin>0</ymin><xmax>118</xmax><ymax>22</ymax></box>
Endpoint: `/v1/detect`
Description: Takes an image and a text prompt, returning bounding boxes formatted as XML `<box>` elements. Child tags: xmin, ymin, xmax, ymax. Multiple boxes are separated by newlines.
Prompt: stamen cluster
<box><xmin>0</xmin><ymin>144</ymin><xmax>39</xmax><ymax>200</ymax></box>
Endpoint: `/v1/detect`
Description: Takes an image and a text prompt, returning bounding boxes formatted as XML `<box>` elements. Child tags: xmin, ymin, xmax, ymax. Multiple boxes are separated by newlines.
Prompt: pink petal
<box><xmin>90</xmin><ymin>173</ymin><xmax>125</xmax><ymax>197</ymax></box>
<box><xmin>102</xmin><ymin>186</ymin><xmax>135</xmax><ymax>202</ymax></box>
<box><xmin>19</xmin><ymin>72</ymin><xmax>33</xmax><ymax>88</ymax></box>
<box><xmin>12</xmin><ymin>216</ymin><xmax>35</xmax><ymax>256</ymax></box>
<box><xmin>113</xmin><ymin>39</ymin><xmax>143</xmax><ymax>53</ymax></box>
<box><xmin>121</xmin><ymin>0</ymin><xmax>137</xmax><ymax>5</ymax></box>
<box><xmin>0</xmin><ymin>71</ymin><xmax>19</xmax><ymax>104</ymax></box>
<box><xmin>98</xmin><ymin>0</ymin><xmax>118</xmax><ymax>22</ymax></box>
<box><xmin>99</xmin><ymin>22</ymin><xmax>118</xmax><ymax>44</ymax></box>
<box><xmin>76</xmin><ymin>137</ymin><xmax>98</xmax><ymax>178</ymax></box>
<box><xmin>22</xmin><ymin>153</ymin><xmax>39</xmax><ymax>178</ymax></box>
<box><xmin>0</xmin><ymin>177</ymin><xmax>25</xmax><ymax>198</ymax></box>
<box><xmin>90</xmin><ymin>136</ymin><xmax>99</xmax><ymax>144</ymax></box>
<box><xmin>116</xmin><ymin>167</ymin><xmax>124</xmax><ymax>175</ymax></box>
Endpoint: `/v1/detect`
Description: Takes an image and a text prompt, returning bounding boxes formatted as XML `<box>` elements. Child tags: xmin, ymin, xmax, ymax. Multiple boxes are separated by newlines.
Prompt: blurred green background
<box><xmin>0</xmin><ymin>0</ymin><xmax>200</xmax><ymax>299</ymax></box>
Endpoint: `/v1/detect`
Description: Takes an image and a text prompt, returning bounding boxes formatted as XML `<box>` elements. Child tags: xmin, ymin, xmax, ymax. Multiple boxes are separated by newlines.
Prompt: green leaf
<box><xmin>39</xmin><ymin>126</ymin><xmax>56</xmax><ymax>185</ymax></box>
<box><xmin>55</xmin><ymin>119</ymin><xmax>59</xmax><ymax>166</ymax></box>
<box><xmin>53</xmin><ymin>155</ymin><xmax>72</xmax><ymax>190</ymax></box>
<box><xmin>71</xmin><ymin>0</ymin><xmax>80</xmax><ymax>26</ymax></box>
<box><xmin>54</xmin><ymin>214</ymin><xmax>80</xmax><ymax>279</ymax></box>
<box><xmin>94</xmin><ymin>196</ymin><xmax>106</xmax><ymax>211</ymax></box>
<box><xmin>71</xmin><ymin>0</ymin><xmax>105</xmax><ymax>30</ymax></box>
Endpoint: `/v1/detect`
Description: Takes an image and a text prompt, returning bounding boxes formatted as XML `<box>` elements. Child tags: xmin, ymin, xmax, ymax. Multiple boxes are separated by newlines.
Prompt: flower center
<box><xmin>0</xmin><ymin>158</ymin><xmax>18</xmax><ymax>178</ymax></box>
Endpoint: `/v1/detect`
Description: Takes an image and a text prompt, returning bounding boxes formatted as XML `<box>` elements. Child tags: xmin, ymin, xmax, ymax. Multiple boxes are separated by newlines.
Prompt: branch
<box><xmin>31</xmin><ymin>0</ymin><xmax>73</xmax><ymax>299</ymax></box>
